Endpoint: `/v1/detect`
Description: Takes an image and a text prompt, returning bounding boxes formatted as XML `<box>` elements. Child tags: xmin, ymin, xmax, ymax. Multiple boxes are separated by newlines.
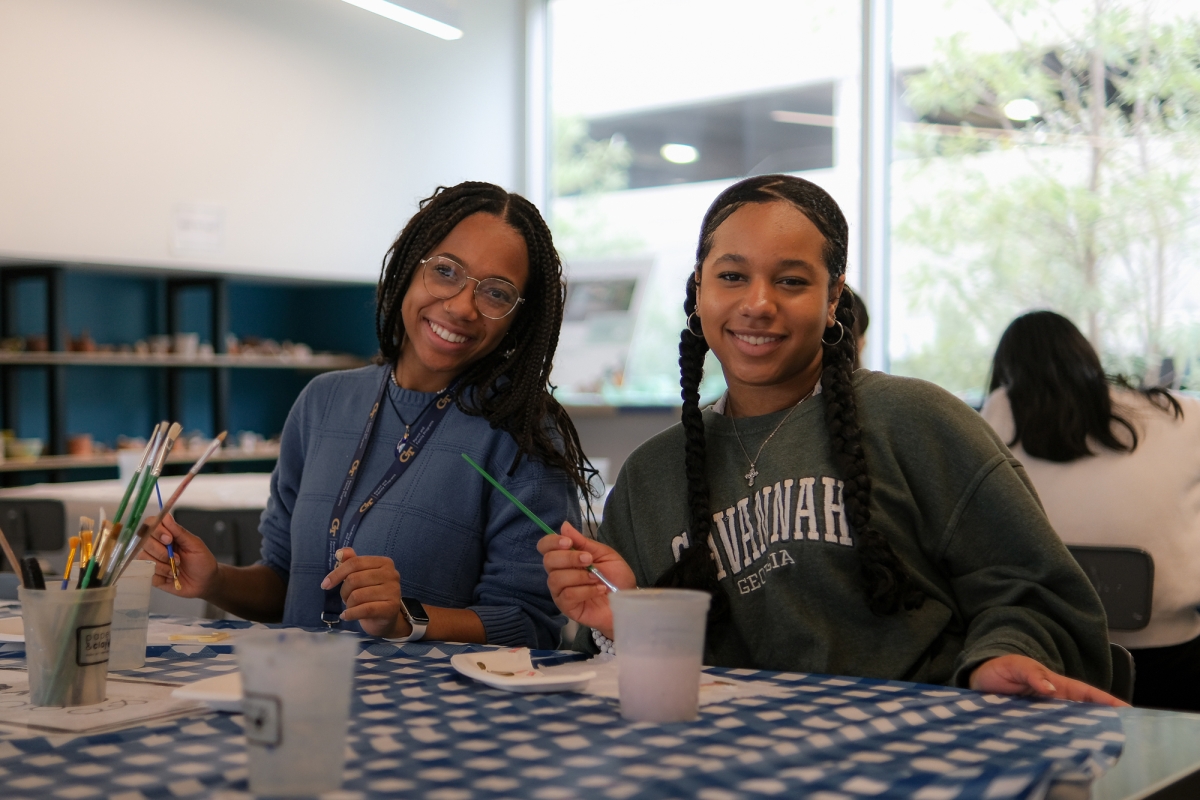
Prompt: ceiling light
<box><xmin>1003</xmin><ymin>99</ymin><xmax>1039</xmax><ymax>121</ymax></box>
<box><xmin>338</xmin><ymin>0</ymin><xmax>463</xmax><ymax>40</ymax></box>
<box><xmin>660</xmin><ymin>143</ymin><xmax>699</xmax><ymax>164</ymax></box>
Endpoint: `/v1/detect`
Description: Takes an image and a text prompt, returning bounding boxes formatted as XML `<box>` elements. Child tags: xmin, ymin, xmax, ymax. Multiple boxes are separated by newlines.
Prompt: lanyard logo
<box><xmin>349</xmin><ymin>459</ymin><xmax>360</xmax><ymax>477</ymax></box>
<box><xmin>358</xmin><ymin>498</ymin><xmax>375</xmax><ymax>514</ymax></box>
<box><xmin>329</xmin><ymin>518</ymin><xmax>341</xmax><ymax>536</ymax></box>
<box><xmin>436</xmin><ymin>395</ymin><xmax>452</xmax><ymax>410</ymax></box>
<box><xmin>399</xmin><ymin>445</ymin><xmax>417</xmax><ymax>463</ymax></box>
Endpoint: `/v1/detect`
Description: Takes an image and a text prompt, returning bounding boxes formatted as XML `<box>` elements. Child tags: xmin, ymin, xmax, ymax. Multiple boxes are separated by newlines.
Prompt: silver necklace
<box><xmin>730</xmin><ymin>383</ymin><xmax>819</xmax><ymax>487</ymax></box>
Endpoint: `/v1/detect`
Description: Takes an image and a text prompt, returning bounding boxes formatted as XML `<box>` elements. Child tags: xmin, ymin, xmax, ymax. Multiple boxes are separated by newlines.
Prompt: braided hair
<box><xmin>654</xmin><ymin>175</ymin><xmax>924</xmax><ymax>617</ymax></box>
<box><xmin>375</xmin><ymin>181</ymin><xmax>594</xmax><ymax>497</ymax></box>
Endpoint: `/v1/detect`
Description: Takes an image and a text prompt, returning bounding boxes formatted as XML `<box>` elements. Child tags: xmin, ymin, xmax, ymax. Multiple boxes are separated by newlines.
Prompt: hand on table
<box><xmin>321</xmin><ymin>547</ymin><xmax>407</xmax><ymax>639</ymax></box>
<box><xmin>538</xmin><ymin>522</ymin><xmax>637</xmax><ymax>640</ymax></box>
<box><xmin>140</xmin><ymin>513</ymin><xmax>220</xmax><ymax>598</ymax></box>
<box><xmin>969</xmin><ymin>654</ymin><xmax>1128</xmax><ymax>706</ymax></box>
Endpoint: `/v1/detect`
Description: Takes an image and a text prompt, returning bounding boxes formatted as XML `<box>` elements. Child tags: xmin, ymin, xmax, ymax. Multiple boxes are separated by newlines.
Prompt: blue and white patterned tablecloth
<box><xmin>0</xmin><ymin>618</ymin><xmax>1124</xmax><ymax>800</ymax></box>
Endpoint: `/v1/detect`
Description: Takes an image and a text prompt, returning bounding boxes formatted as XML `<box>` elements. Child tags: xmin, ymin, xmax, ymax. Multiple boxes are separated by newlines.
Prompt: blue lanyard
<box><xmin>321</xmin><ymin>370</ymin><xmax>457</xmax><ymax>627</ymax></box>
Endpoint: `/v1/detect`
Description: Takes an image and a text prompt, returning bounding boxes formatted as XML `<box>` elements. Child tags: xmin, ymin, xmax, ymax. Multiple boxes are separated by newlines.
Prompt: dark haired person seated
<box><xmin>542</xmin><ymin>175</ymin><xmax>1121</xmax><ymax>705</ymax></box>
<box><xmin>140</xmin><ymin>182</ymin><xmax>591</xmax><ymax>649</ymax></box>
<box><xmin>982</xmin><ymin>310</ymin><xmax>1200</xmax><ymax>711</ymax></box>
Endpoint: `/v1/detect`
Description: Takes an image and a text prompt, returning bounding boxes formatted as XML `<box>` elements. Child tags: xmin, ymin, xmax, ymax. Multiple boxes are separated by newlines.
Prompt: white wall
<box><xmin>0</xmin><ymin>0</ymin><xmax>527</xmax><ymax>282</ymax></box>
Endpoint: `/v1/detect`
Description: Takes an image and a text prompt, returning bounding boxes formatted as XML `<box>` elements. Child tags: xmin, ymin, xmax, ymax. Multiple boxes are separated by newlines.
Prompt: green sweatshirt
<box><xmin>594</xmin><ymin>371</ymin><xmax>1111</xmax><ymax>690</ymax></box>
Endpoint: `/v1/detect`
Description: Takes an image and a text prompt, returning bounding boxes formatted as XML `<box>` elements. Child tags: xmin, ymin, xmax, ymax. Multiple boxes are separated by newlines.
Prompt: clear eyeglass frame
<box><xmin>419</xmin><ymin>256</ymin><xmax>525</xmax><ymax>320</ymax></box>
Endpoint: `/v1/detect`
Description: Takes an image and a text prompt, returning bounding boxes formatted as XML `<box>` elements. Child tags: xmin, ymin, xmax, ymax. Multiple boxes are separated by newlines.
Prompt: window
<box><xmin>890</xmin><ymin>0</ymin><xmax>1200</xmax><ymax>401</ymax></box>
<box><xmin>547</xmin><ymin>0</ymin><xmax>862</xmax><ymax>404</ymax></box>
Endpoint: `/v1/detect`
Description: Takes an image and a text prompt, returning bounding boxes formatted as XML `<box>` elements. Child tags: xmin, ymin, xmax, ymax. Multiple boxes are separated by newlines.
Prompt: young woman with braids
<box><xmin>142</xmin><ymin>181</ymin><xmax>591</xmax><ymax>648</ymax></box>
<box><xmin>982</xmin><ymin>311</ymin><xmax>1200</xmax><ymax>710</ymax></box>
<box><xmin>542</xmin><ymin>174</ymin><xmax>1121</xmax><ymax>704</ymax></box>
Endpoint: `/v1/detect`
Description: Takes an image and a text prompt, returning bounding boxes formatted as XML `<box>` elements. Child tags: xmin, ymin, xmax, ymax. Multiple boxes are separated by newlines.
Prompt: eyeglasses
<box><xmin>420</xmin><ymin>256</ymin><xmax>525</xmax><ymax>320</ymax></box>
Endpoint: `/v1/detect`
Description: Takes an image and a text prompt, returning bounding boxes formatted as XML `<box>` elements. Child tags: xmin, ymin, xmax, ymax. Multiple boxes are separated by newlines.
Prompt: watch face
<box><xmin>401</xmin><ymin>597</ymin><xmax>430</xmax><ymax>625</ymax></box>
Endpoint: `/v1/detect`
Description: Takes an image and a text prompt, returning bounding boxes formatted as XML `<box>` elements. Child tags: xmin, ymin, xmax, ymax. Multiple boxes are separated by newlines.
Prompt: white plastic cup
<box><xmin>20</xmin><ymin>585</ymin><xmax>117</xmax><ymax>706</ymax></box>
<box><xmin>109</xmin><ymin>560</ymin><xmax>154</xmax><ymax>670</ymax></box>
<box><xmin>236</xmin><ymin>630</ymin><xmax>358</xmax><ymax>797</ymax></box>
<box><xmin>610</xmin><ymin>588</ymin><xmax>711</xmax><ymax>722</ymax></box>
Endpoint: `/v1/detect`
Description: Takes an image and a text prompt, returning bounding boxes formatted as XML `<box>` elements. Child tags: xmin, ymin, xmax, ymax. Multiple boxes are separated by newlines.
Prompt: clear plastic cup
<box><xmin>236</xmin><ymin>630</ymin><xmax>358</xmax><ymax>796</ymax></box>
<box><xmin>20</xmin><ymin>585</ymin><xmax>117</xmax><ymax>706</ymax></box>
<box><xmin>610</xmin><ymin>588</ymin><xmax>711</xmax><ymax>722</ymax></box>
<box><xmin>109</xmin><ymin>560</ymin><xmax>155</xmax><ymax>670</ymax></box>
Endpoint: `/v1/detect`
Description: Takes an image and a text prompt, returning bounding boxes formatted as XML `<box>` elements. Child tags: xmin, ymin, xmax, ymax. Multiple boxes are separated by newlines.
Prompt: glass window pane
<box><xmin>549</xmin><ymin>0</ymin><xmax>862</xmax><ymax>404</ymax></box>
<box><xmin>891</xmin><ymin>0</ymin><xmax>1200</xmax><ymax>403</ymax></box>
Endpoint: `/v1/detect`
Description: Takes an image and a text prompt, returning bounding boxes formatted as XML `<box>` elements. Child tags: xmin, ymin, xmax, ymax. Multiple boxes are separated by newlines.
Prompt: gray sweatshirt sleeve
<box><xmin>939</xmin><ymin>453</ymin><xmax>1112</xmax><ymax>690</ymax></box>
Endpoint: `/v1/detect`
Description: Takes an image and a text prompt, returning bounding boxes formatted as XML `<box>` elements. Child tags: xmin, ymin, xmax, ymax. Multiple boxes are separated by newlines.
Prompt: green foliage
<box><xmin>894</xmin><ymin>0</ymin><xmax>1200</xmax><ymax>395</ymax></box>
<box><xmin>553</xmin><ymin>117</ymin><xmax>632</xmax><ymax>197</ymax></box>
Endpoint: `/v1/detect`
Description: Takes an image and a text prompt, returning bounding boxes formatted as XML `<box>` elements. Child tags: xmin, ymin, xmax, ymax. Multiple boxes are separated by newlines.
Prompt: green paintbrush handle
<box><xmin>461</xmin><ymin>454</ymin><xmax>557</xmax><ymax>536</ymax></box>
<box><xmin>460</xmin><ymin>453</ymin><xmax>622</xmax><ymax>592</ymax></box>
<box><xmin>112</xmin><ymin>467</ymin><xmax>141</xmax><ymax>528</ymax></box>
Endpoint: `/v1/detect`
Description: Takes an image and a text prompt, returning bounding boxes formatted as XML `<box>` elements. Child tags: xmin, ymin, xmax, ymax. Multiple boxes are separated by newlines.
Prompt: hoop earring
<box><xmin>822</xmin><ymin>320</ymin><xmax>846</xmax><ymax>346</ymax></box>
<box><xmin>685</xmin><ymin>312</ymin><xmax>704</xmax><ymax>337</ymax></box>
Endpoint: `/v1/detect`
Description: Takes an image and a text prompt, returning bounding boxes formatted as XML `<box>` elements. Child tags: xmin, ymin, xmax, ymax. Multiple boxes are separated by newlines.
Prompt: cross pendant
<box><xmin>745</xmin><ymin>466</ymin><xmax>758</xmax><ymax>487</ymax></box>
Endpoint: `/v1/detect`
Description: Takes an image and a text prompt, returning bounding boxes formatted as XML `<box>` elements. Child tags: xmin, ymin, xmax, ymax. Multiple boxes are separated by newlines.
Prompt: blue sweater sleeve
<box><xmin>468</xmin><ymin>450</ymin><xmax>578</xmax><ymax>649</ymax></box>
<box><xmin>257</xmin><ymin>379</ymin><xmax>318</xmax><ymax>584</ymax></box>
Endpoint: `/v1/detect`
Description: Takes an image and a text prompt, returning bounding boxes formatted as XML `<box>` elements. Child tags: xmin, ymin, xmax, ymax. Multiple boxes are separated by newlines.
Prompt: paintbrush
<box><xmin>61</xmin><ymin>532</ymin><xmax>82</xmax><ymax>590</ymax></box>
<box><xmin>156</xmin><ymin>482</ymin><xmax>180</xmax><ymax>590</ymax></box>
<box><xmin>112</xmin><ymin>424</ymin><xmax>161</xmax><ymax>534</ymax></box>
<box><xmin>75</xmin><ymin>529</ymin><xmax>94</xmax><ymax>588</ymax></box>
<box><xmin>105</xmin><ymin>423</ymin><xmax>181</xmax><ymax>582</ymax></box>
<box><xmin>0</xmin><ymin>528</ymin><xmax>23</xmax><ymax>590</ymax></box>
<box><xmin>109</xmin><ymin>431</ymin><xmax>226</xmax><ymax>584</ymax></box>
<box><xmin>460</xmin><ymin>453</ymin><xmax>622</xmax><ymax>592</ymax></box>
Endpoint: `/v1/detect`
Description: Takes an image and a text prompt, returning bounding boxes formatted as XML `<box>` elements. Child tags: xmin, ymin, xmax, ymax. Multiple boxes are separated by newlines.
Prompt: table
<box><xmin>0</xmin><ymin>620</ymin><xmax>1195</xmax><ymax>800</ymax></box>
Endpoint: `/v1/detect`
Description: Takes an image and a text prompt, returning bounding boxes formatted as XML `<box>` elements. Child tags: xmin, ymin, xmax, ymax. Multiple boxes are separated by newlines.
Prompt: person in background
<box><xmin>143</xmin><ymin>181</ymin><xmax>591</xmax><ymax>648</ymax></box>
<box><xmin>847</xmin><ymin>286</ymin><xmax>869</xmax><ymax>370</ymax></box>
<box><xmin>542</xmin><ymin>174</ymin><xmax>1120</xmax><ymax>704</ymax></box>
<box><xmin>981</xmin><ymin>310</ymin><xmax>1200</xmax><ymax>710</ymax></box>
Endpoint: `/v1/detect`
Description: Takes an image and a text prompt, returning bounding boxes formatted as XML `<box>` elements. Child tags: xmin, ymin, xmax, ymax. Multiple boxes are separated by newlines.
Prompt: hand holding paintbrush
<box><xmin>108</xmin><ymin>431</ymin><xmax>226</xmax><ymax>584</ymax></box>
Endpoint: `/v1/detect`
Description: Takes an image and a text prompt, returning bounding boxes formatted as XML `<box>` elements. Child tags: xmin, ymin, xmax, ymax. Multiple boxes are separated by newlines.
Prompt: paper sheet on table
<box><xmin>146</xmin><ymin>621</ymin><xmax>267</xmax><ymax>644</ymax></box>
<box><xmin>0</xmin><ymin>669</ymin><xmax>206</xmax><ymax>734</ymax></box>
<box><xmin>542</xmin><ymin>655</ymin><xmax>792</xmax><ymax>705</ymax></box>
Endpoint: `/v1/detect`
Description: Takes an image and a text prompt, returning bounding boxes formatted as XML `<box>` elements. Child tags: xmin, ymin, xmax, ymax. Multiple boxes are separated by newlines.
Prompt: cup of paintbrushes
<box><xmin>20</xmin><ymin>584</ymin><xmax>116</xmax><ymax>706</ymax></box>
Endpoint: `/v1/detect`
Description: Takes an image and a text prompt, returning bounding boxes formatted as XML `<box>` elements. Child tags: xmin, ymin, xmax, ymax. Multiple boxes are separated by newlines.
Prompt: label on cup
<box><xmin>243</xmin><ymin>693</ymin><xmax>283</xmax><ymax>747</ymax></box>
<box><xmin>75</xmin><ymin>623</ymin><xmax>111</xmax><ymax>666</ymax></box>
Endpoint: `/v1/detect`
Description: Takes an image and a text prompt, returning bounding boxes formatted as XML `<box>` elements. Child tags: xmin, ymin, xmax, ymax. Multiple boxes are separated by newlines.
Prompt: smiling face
<box><xmin>696</xmin><ymin>200</ymin><xmax>843</xmax><ymax>416</ymax></box>
<box><xmin>396</xmin><ymin>212</ymin><xmax>530</xmax><ymax>392</ymax></box>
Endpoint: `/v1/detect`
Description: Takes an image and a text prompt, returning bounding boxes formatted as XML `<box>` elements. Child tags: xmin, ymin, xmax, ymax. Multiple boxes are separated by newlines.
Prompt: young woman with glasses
<box><xmin>142</xmin><ymin>182</ymin><xmax>593</xmax><ymax>647</ymax></box>
<box><xmin>541</xmin><ymin>174</ymin><xmax>1121</xmax><ymax>704</ymax></box>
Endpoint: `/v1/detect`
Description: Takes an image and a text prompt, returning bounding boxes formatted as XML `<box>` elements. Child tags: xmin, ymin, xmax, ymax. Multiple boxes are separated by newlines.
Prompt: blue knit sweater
<box><xmin>258</xmin><ymin>364</ymin><xmax>575</xmax><ymax>648</ymax></box>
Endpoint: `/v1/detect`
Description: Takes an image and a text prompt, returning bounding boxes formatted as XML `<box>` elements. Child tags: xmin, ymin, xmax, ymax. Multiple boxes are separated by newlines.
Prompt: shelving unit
<box><xmin>0</xmin><ymin>352</ymin><xmax>363</xmax><ymax>369</ymax></box>
<box><xmin>0</xmin><ymin>443</ymin><xmax>282</xmax><ymax>473</ymax></box>
<box><xmin>0</xmin><ymin>264</ymin><xmax>372</xmax><ymax>483</ymax></box>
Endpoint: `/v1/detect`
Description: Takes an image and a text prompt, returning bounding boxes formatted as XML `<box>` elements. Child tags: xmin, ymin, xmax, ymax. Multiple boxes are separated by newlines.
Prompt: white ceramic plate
<box><xmin>450</xmin><ymin>653</ymin><xmax>594</xmax><ymax>693</ymax></box>
<box><xmin>170</xmin><ymin>671</ymin><xmax>242</xmax><ymax>712</ymax></box>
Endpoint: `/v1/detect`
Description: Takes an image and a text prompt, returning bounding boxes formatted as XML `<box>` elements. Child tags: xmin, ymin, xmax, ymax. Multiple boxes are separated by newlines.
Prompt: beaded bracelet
<box><xmin>591</xmin><ymin>628</ymin><xmax>616</xmax><ymax>656</ymax></box>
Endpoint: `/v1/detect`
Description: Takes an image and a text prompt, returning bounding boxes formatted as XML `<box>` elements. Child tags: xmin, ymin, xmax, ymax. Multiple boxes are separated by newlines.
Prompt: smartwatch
<box><xmin>390</xmin><ymin>596</ymin><xmax>429</xmax><ymax>642</ymax></box>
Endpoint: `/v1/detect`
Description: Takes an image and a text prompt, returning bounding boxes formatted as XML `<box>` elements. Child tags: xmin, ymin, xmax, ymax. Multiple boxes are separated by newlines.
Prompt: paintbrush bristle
<box><xmin>68</xmin><ymin>535</ymin><xmax>80</xmax><ymax>548</ymax></box>
<box><xmin>166</xmin><ymin>422</ymin><xmax>183</xmax><ymax>442</ymax></box>
<box><xmin>79</xmin><ymin>516</ymin><xmax>94</xmax><ymax>533</ymax></box>
<box><xmin>216</xmin><ymin>430</ymin><xmax>227</xmax><ymax>442</ymax></box>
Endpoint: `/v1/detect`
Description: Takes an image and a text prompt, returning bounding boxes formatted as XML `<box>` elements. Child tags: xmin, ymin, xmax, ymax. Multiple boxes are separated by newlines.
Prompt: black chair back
<box><xmin>1067</xmin><ymin>545</ymin><xmax>1154</xmax><ymax>631</ymax></box>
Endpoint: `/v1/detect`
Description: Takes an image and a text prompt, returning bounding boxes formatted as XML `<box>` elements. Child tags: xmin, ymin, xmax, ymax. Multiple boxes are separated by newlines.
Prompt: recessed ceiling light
<box><xmin>338</xmin><ymin>0</ymin><xmax>463</xmax><ymax>40</ymax></box>
<box><xmin>660</xmin><ymin>143</ymin><xmax>699</xmax><ymax>164</ymax></box>
<box><xmin>1003</xmin><ymin>98</ymin><xmax>1039</xmax><ymax>121</ymax></box>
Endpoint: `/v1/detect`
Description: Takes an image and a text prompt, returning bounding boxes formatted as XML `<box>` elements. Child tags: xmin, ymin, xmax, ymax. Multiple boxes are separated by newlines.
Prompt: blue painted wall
<box><xmin>1</xmin><ymin>269</ymin><xmax>376</xmax><ymax>483</ymax></box>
